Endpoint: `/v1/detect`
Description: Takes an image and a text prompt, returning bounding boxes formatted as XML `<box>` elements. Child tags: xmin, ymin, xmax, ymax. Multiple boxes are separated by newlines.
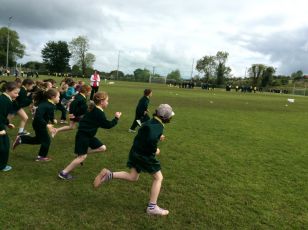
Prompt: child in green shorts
<box><xmin>58</xmin><ymin>91</ymin><xmax>122</xmax><ymax>180</ymax></box>
<box><xmin>94</xmin><ymin>104</ymin><xmax>175</xmax><ymax>216</ymax></box>
<box><xmin>0</xmin><ymin>81</ymin><xmax>20</xmax><ymax>171</ymax></box>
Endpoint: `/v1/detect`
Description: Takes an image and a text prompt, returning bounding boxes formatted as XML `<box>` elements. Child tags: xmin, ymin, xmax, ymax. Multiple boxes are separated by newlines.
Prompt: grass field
<box><xmin>0</xmin><ymin>76</ymin><xmax>308</xmax><ymax>229</ymax></box>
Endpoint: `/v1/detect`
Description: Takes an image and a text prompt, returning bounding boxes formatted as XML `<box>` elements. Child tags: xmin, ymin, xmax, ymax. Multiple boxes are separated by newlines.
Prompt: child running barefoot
<box><xmin>53</xmin><ymin>85</ymin><xmax>91</xmax><ymax>137</ymax></box>
<box><xmin>12</xmin><ymin>88</ymin><xmax>59</xmax><ymax>162</ymax></box>
<box><xmin>0</xmin><ymin>81</ymin><xmax>20</xmax><ymax>171</ymax></box>
<box><xmin>58</xmin><ymin>92</ymin><xmax>122</xmax><ymax>180</ymax></box>
<box><xmin>94</xmin><ymin>104</ymin><xmax>175</xmax><ymax>216</ymax></box>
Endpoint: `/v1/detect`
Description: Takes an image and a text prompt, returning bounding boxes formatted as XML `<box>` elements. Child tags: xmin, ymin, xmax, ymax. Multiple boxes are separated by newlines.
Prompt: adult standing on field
<box><xmin>90</xmin><ymin>70</ymin><xmax>100</xmax><ymax>100</ymax></box>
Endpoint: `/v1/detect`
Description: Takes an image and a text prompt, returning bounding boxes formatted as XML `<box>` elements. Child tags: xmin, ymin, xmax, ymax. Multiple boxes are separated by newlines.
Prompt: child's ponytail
<box><xmin>33</xmin><ymin>88</ymin><xmax>58</xmax><ymax>105</ymax></box>
<box><xmin>88</xmin><ymin>92</ymin><xmax>108</xmax><ymax>112</ymax></box>
<box><xmin>0</xmin><ymin>81</ymin><xmax>18</xmax><ymax>92</ymax></box>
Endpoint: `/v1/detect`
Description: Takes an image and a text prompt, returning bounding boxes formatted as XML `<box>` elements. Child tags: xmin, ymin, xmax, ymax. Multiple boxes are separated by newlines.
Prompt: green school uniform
<box><xmin>20</xmin><ymin>99</ymin><xmax>56</xmax><ymax>157</ymax></box>
<box><xmin>0</xmin><ymin>93</ymin><xmax>13</xmax><ymax>170</ymax></box>
<box><xmin>69</xmin><ymin>93</ymin><xmax>87</xmax><ymax>120</ymax></box>
<box><xmin>130</xmin><ymin>95</ymin><xmax>150</xmax><ymax>130</ymax></box>
<box><xmin>127</xmin><ymin>116</ymin><xmax>164</xmax><ymax>174</ymax></box>
<box><xmin>10</xmin><ymin>86</ymin><xmax>32</xmax><ymax>113</ymax></box>
<box><xmin>75</xmin><ymin>106</ymin><xmax>118</xmax><ymax>155</ymax></box>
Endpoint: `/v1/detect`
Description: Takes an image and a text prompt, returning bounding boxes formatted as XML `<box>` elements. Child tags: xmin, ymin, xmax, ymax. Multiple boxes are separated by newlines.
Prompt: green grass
<box><xmin>0</xmin><ymin>76</ymin><xmax>308</xmax><ymax>229</ymax></box>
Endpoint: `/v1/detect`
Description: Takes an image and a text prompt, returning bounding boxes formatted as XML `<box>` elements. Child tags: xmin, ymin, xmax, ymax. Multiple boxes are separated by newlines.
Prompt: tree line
<box><xmin>0</xmin><ymin>26</ymin><xmax>306</xmax><ymax>87</ymax></box>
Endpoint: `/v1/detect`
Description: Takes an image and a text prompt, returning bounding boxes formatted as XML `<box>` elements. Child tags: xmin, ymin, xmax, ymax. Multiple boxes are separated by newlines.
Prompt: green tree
<box><xmin>196</xmin><ymin>55</ymin><xmax>216</xmax><ymax>82</ymax></box>
<box><xmin>291</xmin><ymin>70</ymin><xmax>303</xmax><ymax>81</ymax></box>
<box><xmin>69</xmin><ymin>36</ymin><xmax>95</xmax><ymax>76</ymax></box>
<box><xmin>261</xmin><ymin>66</ymin><xmax>275</xmax><ymax>87</ymax></box>
<box><xmin>196</xmin><ymin>51</ymin><xmax>231</xmax><ymax>85</ymax></box>
<box><xmin>248</xmin><ymin>64</ymin><xmax>266</xmax><ymax>86</ymax></box>
<box><xmin>133</xmin><ymin>68</ymin><xmax>151</xmax><ymax>82</ymax></box>
<box><xmin>41</xmin><ymin>41</ymin><xmax>71</xmax><ymax>73</ymax></box>
<box><xmin>215</xmin><ymin>51</ymin><xmax>231</xmax><ymax>85</ymax></box>
<box><xmin>24</xmin><ymin>61</ymin><xmax>46</xmax><ymax>71</ymax></box>
<box><xmin>167</xmin><ymin>69</ymin><xmax>181</xmax><ymax>81</ymax></box>
<box><xmin>71</xmin><ymin>64</ymin><xmax>82</xmax><ymax>76</ymax></box>
<box><xmin>0</xmin><ymin>27</ymin><xmax>25</xmax><ymax>67</ymax></box>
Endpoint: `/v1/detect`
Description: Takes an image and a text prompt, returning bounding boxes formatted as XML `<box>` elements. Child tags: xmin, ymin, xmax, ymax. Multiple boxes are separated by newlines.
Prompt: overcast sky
<box><xmin>1</xmin><ymin>0</ymin><xmax>308</xmax><ymax>77</ymax></box>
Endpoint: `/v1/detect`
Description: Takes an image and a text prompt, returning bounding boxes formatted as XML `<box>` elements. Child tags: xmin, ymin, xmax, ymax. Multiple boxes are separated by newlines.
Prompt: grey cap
<box><xmin>156</xmin><ymin>104</ymin><xmax>175</xmax><ymax>119</ymax></box>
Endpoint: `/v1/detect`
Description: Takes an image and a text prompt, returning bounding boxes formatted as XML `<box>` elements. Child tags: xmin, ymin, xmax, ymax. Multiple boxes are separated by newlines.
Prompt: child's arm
<box><xmin>98</xmin><ymin>111</ymin><xmax>122</xmax><ymax>129</ymax></box>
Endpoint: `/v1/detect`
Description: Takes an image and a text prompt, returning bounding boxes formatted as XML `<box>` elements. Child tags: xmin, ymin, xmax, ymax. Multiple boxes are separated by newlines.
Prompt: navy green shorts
<box><xmin>74</xmin><ymin>131</ymin><xmax>103</xmax><ymax>155</ymax></box>
<box><xmin>126</xmin><ymin>148</ymin><xmax>161</xmax><ymax>174</ymax></box>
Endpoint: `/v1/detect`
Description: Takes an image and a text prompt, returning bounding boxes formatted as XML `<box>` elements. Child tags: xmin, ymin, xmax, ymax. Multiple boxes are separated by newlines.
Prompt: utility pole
<box><xmin>149</xmin><ymin>66</ymin><xmax>155</xmax><ymax>83</ymax></box>
<box><xmin>190</xmin><ymin>58</ymin><xmax>195</xmax><ymax>79</ymax></box>
<box><xmin>116</xmin><ymin>51</ymin><xmax>121</xmax><ymax>80</ymax></box>
<box><xmin>6</xmin><ymin>16</ymin><xmax>13</xmax><ymax>68</ymax></box>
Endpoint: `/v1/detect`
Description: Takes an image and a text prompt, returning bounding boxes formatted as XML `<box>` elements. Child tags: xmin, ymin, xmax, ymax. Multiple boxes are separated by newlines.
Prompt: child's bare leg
<box><xmin>62</xmin><ymin>154</ymin><xmax>87</xmax><ymax>174</ymax></box>
<box><xmin>113</xmin><ymin>168</ymin><xmax>139</xmax><ymax>181</ymax></box>
<box><xmin>87</xmin><ymin>145</ymin><xmax>106</xmax><ymax>154</ymax></box>
<box><xmin>17</xmin><ymin>109</ymin><xmax>28</xmax><ymax>129</ymax></box>
<box><xmin>146</xmin><ymin>170</ymin><xmax>169</xmax><ymax>215</ymax></box>
<box><xmin>149</xmin><ymin>171</ymin><xmax>163</xmax><ymax>204</ymax></box>
<box><xmin>54</xmin><ymin>121</ymin><xmax>76</xmax><ymax>135</ymax></box>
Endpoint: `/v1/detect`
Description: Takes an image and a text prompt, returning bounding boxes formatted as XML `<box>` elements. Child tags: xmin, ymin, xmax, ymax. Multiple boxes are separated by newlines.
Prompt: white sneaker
<box><xmin>136</xmin><ymin>120</ymin><xmax>142</xmax><ymax>127</ymax></box>
<box><xmin>128</xmin><ymin>129</ymin><xmax>136</xmax><ymax>133</ymax></box>
<box><xmin>146</xmin><ymin>205</ymin><xmax>169</xmax><ymax>216</ymax></box>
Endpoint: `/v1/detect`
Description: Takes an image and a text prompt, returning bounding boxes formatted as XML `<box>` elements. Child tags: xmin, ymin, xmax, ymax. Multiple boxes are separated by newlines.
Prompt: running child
<box><xmin>53</xmin><ymin>85</ymin><xmax>91</xmax><ymax>136</ymax></box>
<box><xmin>58</xmin><ymin>91</ymin><xmax>121</xmax><ymax>180</ymax></box>
<box><xmin>12</xmin><ymin>88</ymin><xmax>59</xmax><ymax>162</ymax></box>
<box><xmin>129</xmin><ymin>89</ymin><xmax>152</xmax><ymax>133</ymax></box>
<box><xmin>0</xmin><ymin>81</ymin><xmax>20</xmax><ymax>171</ymax></box>
<box><xmin>8</xmin><ymin>78</ymin><xmax>35</xmax><ymax>136</ymax></box>
<box><xmin>94</xmin><ymin>104</ymin><xmax>175</xmax><ymax>216</ymax></box>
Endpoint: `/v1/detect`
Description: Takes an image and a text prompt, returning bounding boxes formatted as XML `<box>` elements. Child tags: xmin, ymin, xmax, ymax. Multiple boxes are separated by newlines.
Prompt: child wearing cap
<box><xmin>94</xmin><ymin>104</ymin><xmax>175</xmax><ymax>216</ymax></box>
<box><xmin>128</xmin><ymin>89</ymin><xmax>152</xmax><ymax>133</ymax></box>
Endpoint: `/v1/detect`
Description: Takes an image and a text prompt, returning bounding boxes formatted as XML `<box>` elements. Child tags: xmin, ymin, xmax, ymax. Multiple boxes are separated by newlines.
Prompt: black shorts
<box><xmin>74</xmin><ymin>131</ymin><xmax>103</xmax><ymax>155</ymax></box>
<box><xmin>126</xmin><ymin>149</ymin><xmax>161</xmax><ymax>174</ymax></box>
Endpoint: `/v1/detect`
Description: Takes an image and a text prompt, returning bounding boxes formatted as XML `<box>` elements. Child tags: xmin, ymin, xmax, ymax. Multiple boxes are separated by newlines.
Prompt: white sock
<box><xmin>18</xmin><ymin>128</ymin><xmax>24</xmax><ymax>133</ymax></box>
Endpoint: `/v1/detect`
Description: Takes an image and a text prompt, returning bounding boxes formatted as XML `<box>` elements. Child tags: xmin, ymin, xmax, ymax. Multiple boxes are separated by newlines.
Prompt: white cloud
<box><xmin>1</xmin><ymin>0</ymin><xmax>308</xmax><ymax>77</ymax></box>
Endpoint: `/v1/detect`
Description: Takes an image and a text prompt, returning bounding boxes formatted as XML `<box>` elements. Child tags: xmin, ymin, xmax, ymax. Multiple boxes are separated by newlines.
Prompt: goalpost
<box><xmin>292</xmin><ymin>82</ymin><xmax>307</xmax><ymax>96</ymax></box>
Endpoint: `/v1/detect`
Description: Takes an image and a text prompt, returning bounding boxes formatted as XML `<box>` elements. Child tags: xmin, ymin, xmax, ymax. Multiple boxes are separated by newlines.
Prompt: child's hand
<box><xmin>8</xmin><ymin>124</ymin><xmax>15</xmax><ymax>129</ymax></box>
<box><xmin>160</xmin><ymin>135</ymin><xmax>165</xmax><ymax>141</ymax></box>
<box><xmin>69</xmin><ymin>114</ymin><xmax>75</xmax><ymax>119</ymax></box>
<box><xmin>0</xmin><ymin>130</ymin><xmax>6</xmax><ymax>135</ymax></box>
<box><xmin>155</xmin><ymin>148</ymin><xmax>160</xmax><ymax>155</ymax></box>
<box><xmin>115</xmin><ymin>112</ymin><xmax>122</xmax><ymax>119</ymax></box>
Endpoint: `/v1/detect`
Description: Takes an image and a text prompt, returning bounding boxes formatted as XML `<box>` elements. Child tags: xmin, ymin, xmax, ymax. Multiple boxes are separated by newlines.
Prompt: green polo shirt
<box><xmin>132</xmin><ymin>116</ymin><xmax>164</xmax><ymax>156</ymax></box>
<box><xmin>0</xmin><ymin>93</ymin><xmax>13</xmax><ymax>131</ymax></box>
<box><xmin>135</xmin><ymin>96</ymin><xmax>149</xmax><ymax>116</ymax></box>
<box><xmin>78</xmin><ymin>106</ymin><xmax>118</xmax><ymax>137</ymax></box>
<box><xmin>16</xmin><ymin>86</ymin><xmax>32</xmax><ymax>108</ymax></box>
<box><xmin>33</xmin><ymin>100</ymin><xmax>56</xmax><ymax>127</ymax></box>
<box><xmin>69</xmin><ymin>93</ymin><xmax>87</xmax><ymax>117</ymax></box>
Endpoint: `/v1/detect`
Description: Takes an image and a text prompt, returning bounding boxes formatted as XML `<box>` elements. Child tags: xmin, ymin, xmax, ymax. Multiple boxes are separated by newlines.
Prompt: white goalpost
<box><xmin>292</xmin><ymin>82</ymin><xmax>307</xmax><ymax>96</ymax></box>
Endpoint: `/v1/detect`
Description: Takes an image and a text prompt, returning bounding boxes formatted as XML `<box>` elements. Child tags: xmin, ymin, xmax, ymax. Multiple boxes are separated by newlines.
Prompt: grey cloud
<box><xmin>229</xmin><ymin>28</ymin><xmax>308</xmax><ymax>75</ymax></box>
<box><xmin>0</xmin><ymin>0</ymin><xmax>119</xmax><ymax>31</ymax></box>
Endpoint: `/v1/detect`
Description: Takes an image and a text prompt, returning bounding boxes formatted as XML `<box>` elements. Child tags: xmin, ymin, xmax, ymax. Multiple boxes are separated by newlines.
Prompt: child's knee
<box><xmin>77</xmin><ymin>155</ymin><xmax>87</xmax><ymax>162</ymax></box>
<box><xmin>22</xmin><ymin>114</ymin><xmax>28</xmax><ymax>121</ymax></box>
<box><xmin>99</xmin><ymin>145</ymin><xmax>107</xmax><ymax>152</ymax></box>
<box><xmin>153</xmin><ymin>172</ymin><xmax>163</xmax><ymax>181</ymax></box>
